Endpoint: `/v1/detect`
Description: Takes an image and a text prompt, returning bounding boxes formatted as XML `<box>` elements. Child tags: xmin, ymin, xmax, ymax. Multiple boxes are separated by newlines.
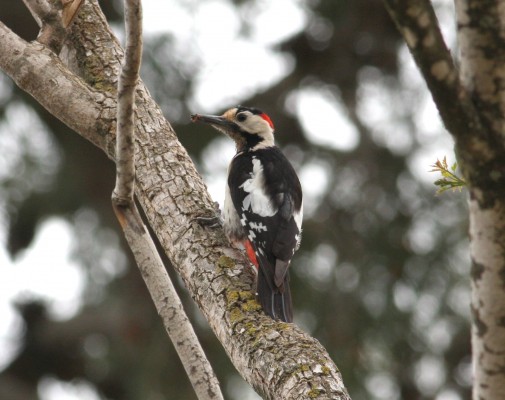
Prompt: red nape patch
<box><xmin>244</xmin><ymin>240</ymin><xmax>259</xmax><ymax>271</ymax></box>
<box><xmin>260</xmin><ymin>113</ymin><xmax>274</xmax><ymax>129</ymax></box>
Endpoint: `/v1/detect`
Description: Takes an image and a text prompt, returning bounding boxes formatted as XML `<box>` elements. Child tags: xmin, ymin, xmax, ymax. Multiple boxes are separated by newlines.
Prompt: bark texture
<box><xmin>115</xmin><ymin>205</ymin><xmax>224</xmax><ymax>400</ymax></box>
<box><xmin>385</xmin><ymin>1</ymin><xmax>505</xmax><ymax>398</ymax></box>
<box><xmin>456</xmin><ymin>2</ymin><xmax>505</xmax><ymax>399</ymax></box>
<box><xmin>0</xmin><ymin>1</ymin><xmax>350</xmax><ymax>399</ymax></box>
<box><xmin>112</xmin><ymin>0</ymin><xmax>142</xmax><ymax>204</ymax></box>
<box><xmin>469</xmin><ymin>200</ymin><xmax>505</xmax><ymax>399</ymax></box>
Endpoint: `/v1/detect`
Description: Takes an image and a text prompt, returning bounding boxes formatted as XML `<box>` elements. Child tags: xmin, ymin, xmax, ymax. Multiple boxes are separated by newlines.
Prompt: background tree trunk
<box><xmin>385</xmin><ymin>0</ymin><xmax>505</xmax><ymax>397</ymax></box>
<box><xmin>456</xmin><ymin>1</ymin><xmax>505</xmax><ymax>398</ymax></box>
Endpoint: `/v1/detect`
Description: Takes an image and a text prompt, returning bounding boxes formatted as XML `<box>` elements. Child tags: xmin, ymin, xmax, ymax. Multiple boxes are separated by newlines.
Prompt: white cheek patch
<box><xmin>249</xmin><ymin>118</ymin><xmax>268</xmax><ymax>133</ymax></box>
<box><xmin>237</xmin><ymin>116</ymin><xmax>275</xmax><ymax>150</ymax></box>
<box><xmin>240</xmin><ymin>158</ymin><xmax>277</xmax><ymax>217</ymax></box>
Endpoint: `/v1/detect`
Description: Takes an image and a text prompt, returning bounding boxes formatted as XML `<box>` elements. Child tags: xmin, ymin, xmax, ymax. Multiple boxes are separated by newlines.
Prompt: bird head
<box><xmin>191</xmin><ymin>106</ymin><xmax>275</xmax><ymax>151</ymax></box>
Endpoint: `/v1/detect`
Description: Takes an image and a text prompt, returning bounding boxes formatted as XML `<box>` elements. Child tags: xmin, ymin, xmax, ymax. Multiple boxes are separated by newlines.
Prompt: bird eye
<box><xmin>236</xmin><ymin>113</ymin><xmax>247</xmax><ymax>122</ymax></box>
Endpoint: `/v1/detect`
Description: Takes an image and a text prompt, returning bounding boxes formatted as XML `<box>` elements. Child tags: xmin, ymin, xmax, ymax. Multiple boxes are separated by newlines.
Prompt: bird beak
<box><xmin>190</xmin><ymin>114</ymin><xmax>236</xmax><ymax>131</ymax></box>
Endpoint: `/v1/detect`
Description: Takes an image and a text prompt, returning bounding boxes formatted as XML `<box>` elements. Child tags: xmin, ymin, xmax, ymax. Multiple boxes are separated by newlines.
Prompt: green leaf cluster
<box><xmin>430</xmin><ymin>156</ymin><xmax>466</xmax><ymax>194</ymax></box>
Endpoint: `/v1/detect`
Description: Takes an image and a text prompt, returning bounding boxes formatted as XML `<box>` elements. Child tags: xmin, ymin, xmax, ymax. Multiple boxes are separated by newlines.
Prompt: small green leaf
<box><xmin>430</xmin><ymin>157</ymin><xmax>466</xmax><ymax>195</ymax></box>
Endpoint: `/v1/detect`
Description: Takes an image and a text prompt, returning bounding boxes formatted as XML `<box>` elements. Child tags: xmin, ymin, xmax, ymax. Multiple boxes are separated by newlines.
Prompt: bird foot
<box><xmin>193</xmin><ymin>202</ymin><xmax>223</xmax><ymax>228</ymax></box>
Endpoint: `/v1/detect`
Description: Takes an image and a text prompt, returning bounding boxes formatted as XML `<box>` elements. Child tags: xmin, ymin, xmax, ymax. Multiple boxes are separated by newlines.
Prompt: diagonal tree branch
<box><xmin>113</xmin><ymin>204</ymin><xmax>224</xmax><ymax>400</ymax></box>
<box><xmin>0</xmin><ymin>22</ymin><xmax>105</xmax><ymax>148</ymax></box>
<box><xmin>383</xmin><ymin>0</ymin><xmax>492</xmax><ymax>170</ymax></box>
<box><xmin>0</xmin><ymin>3</ymin><xmax>351</xmax><ymax>397</ymax></box>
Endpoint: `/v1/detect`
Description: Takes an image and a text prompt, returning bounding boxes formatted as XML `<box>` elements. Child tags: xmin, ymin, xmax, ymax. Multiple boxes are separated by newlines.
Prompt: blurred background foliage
<box><xmin>0</xmin><ymin>0</ymin><xmax>470</xmax><ymax>399</ymax></box>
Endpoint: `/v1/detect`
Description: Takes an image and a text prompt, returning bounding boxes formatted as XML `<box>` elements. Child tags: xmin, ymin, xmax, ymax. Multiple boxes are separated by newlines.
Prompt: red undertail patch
<box><xmin>244</xmin><ymin>240</ymin><xmax>259</xmax><ymax>271</ymax></box>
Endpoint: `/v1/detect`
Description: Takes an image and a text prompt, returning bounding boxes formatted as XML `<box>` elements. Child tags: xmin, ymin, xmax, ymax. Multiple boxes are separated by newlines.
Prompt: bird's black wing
<box><xmin>228</xmin><ymin>149</ymin><xmax>302</xmax><ymax>322</ymax></box>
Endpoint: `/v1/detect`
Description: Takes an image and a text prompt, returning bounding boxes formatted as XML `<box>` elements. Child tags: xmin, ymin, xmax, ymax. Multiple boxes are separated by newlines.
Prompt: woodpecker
<box><xmin>191</xmin><ymin>106</ymin><xmax>303</xmax><ymax>322</ymax></box>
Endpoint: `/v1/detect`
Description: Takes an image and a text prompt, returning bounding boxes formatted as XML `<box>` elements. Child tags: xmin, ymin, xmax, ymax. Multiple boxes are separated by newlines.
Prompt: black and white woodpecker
<box><xmin>191</xmin><ymin>106</ymin><xmax>303</xmax><ymax>323</ymax></box>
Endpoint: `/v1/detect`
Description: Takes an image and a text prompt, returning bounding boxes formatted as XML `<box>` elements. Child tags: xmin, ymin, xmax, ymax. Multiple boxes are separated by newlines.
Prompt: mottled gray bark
<box><xmin>456</xmin><ymin>2</ymin><xmax>505</xmax><ymax>399</ymax></box>
<box><xmin>385</xmin><ymin>1</ymin><xmax>505</xmax><ymax>398</ymax></box>
<box><xmin>112</xmin><ymin>0</ymin><xmax>141</xmax><ymax>205</ymax></box>
<box><xmin>0</xmin><ymin>1</ymin><xmax>350</xmax><ymax>398</ymax></box>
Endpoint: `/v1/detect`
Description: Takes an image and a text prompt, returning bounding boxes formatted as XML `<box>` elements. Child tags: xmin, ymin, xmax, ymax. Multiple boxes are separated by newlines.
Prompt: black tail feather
<box><xmin>257</xmin><ymin>269</ymin><xmax>293</xmax><ymax>322</ymax></box>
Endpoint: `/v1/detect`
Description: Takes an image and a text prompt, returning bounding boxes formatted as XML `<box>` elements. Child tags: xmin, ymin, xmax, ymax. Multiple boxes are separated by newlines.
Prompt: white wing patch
<box><xmin>240</xmin><ymin>213</ymin><xmax>247</xmax><ymax>227</ymax></box>
<box><xmin>293</xmin><ymin>200</ymin><xmax>303</xmax><ymax>231</ymax></box>
<box><xmin>294</xmin><ymin>200</ymin><xmax>303</xmax><ymax>250</ymax></box>
<box><xmin>249</xmin><ymin>221</ymin><xmax>267</xmax><ymax>232</ymax></box>
<box><xmin>240</xmin><ymin>157</ymin><xmax>277</xmax><ymax>217</ymax></box>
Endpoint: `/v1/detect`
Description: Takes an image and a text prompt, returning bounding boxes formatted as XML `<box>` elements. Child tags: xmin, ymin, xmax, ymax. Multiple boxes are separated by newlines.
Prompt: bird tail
<box><xmin>257</xmin><ymin>269</ymin><xmax>293</xmax><ymax>323</ymax></box>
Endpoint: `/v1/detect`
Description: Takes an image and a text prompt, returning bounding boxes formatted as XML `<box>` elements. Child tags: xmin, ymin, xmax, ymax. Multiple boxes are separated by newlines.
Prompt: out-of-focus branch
<box><xmin>455</xmin><ymin>0</ymin><xmax>505</xmax><ymax>146</ymax></box>
<box><xmin>110</xmin><ymin>2</ymin><xmax>224</xmax><ymax>399</ymax></box>
<box><xmin>383</xmin><ymin>0</ymin><xmax>491</xmax><ymax>166</ymax></box>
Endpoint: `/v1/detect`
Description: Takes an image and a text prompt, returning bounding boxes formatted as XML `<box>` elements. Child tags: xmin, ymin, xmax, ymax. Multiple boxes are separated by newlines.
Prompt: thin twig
<box><xmin>112</xmin><ymin>205</ymin><xmax>225</xmax><ymax>400</ymax></box>
<box><xmin>112</xmin><ymin>0</ymin><xmax>142</xmax><ymax>205</ymax></box>
<box><xmin>61</xmin><ymin>0</ymin><xmax>85</xmax><ymax>28</ymax></box>
<box><xmin>22</xmin><ymin>0</ymin><xmax>66</xmax><ymax>53</ymax></box>
<box><xmin>110</xmin><ymin>2</ymin><xmax>224</xmax><ymax>398</ymax></box>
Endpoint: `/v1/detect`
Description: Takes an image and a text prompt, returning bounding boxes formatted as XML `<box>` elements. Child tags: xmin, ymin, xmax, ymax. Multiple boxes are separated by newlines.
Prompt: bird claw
<box><xmin>195</xmin><ymin>214</ymin><xmax>223</xmax><ymax>228</ymax></box>
<box><xmin>193</xmin><ymin>203</ymin><xmax>223</xmax><ymax>228</ymax></box>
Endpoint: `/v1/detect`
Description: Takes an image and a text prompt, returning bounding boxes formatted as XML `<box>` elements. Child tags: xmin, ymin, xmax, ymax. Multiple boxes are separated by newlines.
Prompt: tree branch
<box><xmin>0</xmin><ymin>2</ymin><xmax>351</xmax><ymax>397</ymax></box>
<box><xmin>114</xmin><ymin>205</ymin><xmax>225</xmax><ymax>400</ymax></box>
<box><xmin>112</xmin><ymin>0</ymin><xmax>142</xmax><ymax>205</ymax></box>
<box><xmin>455</xmin><ymin>0</ymin><xmax>505</xmax><ymax>146</ymax></box>
<box><xmin>383</xmin><ymin>0</ymin><xmax>492</xmax><ymax>167</ymax></box>
<box><xmin>0</xmin><ymin>21</ymin><xmax>106</xmax><ymax>149</ymax></box>
<box><xmin>22</xmin><ymin>0</ymin><xmax>67</xmax><ymax>53</ymax></box>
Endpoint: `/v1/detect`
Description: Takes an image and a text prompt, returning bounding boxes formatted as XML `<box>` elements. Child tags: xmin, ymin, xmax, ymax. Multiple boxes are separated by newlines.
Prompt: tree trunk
<box><xmin>384</xmin><ymin>0</ymin><xmax>505</xmax><ymax>398</ymax></box>
<box><xmin>0</xmin><ymin>1</ymin><xmax>350</xmax><ymax>398</ymax></box>
<box><xmin>456</xmin><ymin>1</ymin><xmax>505</xmax><ymax>398</ymax></box>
